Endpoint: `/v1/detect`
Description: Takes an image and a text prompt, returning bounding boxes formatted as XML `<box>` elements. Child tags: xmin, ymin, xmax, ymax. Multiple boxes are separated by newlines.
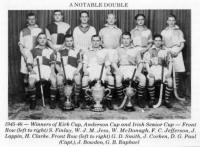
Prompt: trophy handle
<box><xmin>105</xmin><ymin>88</ymin><xmax>111</xmax><ymax>98</ymax></box>
<box><xmin>123</xmin><ymin>88</ymin><xmax>127</xmax><ymax>95</ymax></box>
<box><xmin>85</xmin><ymin>88</ymin><xmax>93</xmax><ymax>99</ymax></box>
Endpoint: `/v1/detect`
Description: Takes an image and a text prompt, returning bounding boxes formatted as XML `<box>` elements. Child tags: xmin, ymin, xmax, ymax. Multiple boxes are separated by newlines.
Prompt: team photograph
<box><xmin>8</xmin><ymin>10</ymin><xmax>191</xmax><ymax>120</ymax></box>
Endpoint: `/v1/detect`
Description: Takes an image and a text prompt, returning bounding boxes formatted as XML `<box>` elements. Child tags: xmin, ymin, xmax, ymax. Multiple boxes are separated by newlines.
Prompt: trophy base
<box><xmin>124</xmin><ymin>106</ymin><xmax>135</xmax><ymax>112</ymax></box>
<box><xmin>92</xmin><ymin>107</ymin><xmax>105</xmax><ymax>112</ymax></box>
<box><xmin>62</xmin><ymin>102</ymin><xmax>74</xmax><ymax>111</ymax></box>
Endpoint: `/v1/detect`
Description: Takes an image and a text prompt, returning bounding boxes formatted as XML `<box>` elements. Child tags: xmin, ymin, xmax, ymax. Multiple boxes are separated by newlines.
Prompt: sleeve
<box><xmin>73</xmin><ymin>27</ymin><xmax>78</xmax><ymax>48</ymax></box>
<box><xmin>99</xmin><ymin>29</ymin><xmax>103</xmax><ymax>40</ymax></box>
<box><xmin>92</xmin><ymin>27</ymin><xmax>97</xmax><ymax>36</ymax></box>
<box><xmin>178</xmin><ymin>30</ymin><xmax>185</xmax><ymax>43</ymax></box>
<box><xmin>45</xmin><ymin>28</ymin><xmax>51</xmax><ymax>41</ymax></box>
<box><xmin>148</xmin><ymin>30</ymin><xmax>153</xmax><ymax>43</ymax></box>
<box><xmin>18</xmin><ymin>31</ymin><xmax>24</xmax><ymax>47</ymax></box>
<box><xmin>66</xmin><ymin>24</ymin><xmax>71</xmax><ymax>35</ymax></box>
<box><xmin>26</xmin><ymin>50</ymin><xmax>34</xmax><ymax>65</ymax></box>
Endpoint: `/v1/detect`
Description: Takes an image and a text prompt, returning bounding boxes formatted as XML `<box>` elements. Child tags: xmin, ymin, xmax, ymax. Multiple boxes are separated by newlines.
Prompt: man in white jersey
<box><xmin>130</xmin><ymin>14</ymin><xmax>153</xmax><ymax>53</ymax></box>
<box><xmin>99</xmin><ymin>13</ymin><xmax>122</xmax><ymax>50</ymax></box>
<box><xmin>73</xmin><ymin>11</ymin><xmax>96</xmax><ymax>52</ymax></box>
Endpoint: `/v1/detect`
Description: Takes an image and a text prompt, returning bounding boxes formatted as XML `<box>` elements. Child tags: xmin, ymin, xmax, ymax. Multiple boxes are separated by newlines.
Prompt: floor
<box><xmin>8</xmin><ymin>97</ymin><xmax>191</xmax><ymax>120</ymax></box>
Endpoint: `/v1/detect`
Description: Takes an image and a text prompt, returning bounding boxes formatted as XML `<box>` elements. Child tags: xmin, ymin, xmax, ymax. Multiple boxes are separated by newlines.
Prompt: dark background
<box><xmin>8</xmin><ymin>10</ymin><xmax>191</xmax><ymax>102</ymax></box>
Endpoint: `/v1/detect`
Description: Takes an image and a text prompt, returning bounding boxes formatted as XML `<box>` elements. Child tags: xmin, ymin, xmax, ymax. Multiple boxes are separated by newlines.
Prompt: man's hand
<box><xmin>27</xmin><ymin>65</ymin><xmax>33</xmax><ymax>73</ymax></box>
<box><xmin>73</xmin><ymin>69</ymin><xmax>79</xmax><ymax>76</ymax></box>
<box><xmin>170</xmin><ymin>51</ymin><xmax>178</xmax><ymax>58</ymax></box>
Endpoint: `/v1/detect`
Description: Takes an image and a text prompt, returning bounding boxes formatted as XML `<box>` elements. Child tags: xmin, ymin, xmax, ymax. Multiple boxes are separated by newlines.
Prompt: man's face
<box><xmin>136</xmin><ymin>15</ymin><xmax>145</xmax><ymax>26</ymax></box>
<box><xmin>122</xmin><ymin>35</ymin><xmax>131</xmax><ymax>47</ymax></box>
<box><xmin>167</xmin><ymin>17</ymin><xmax>176</xmax><ymax>27</ymax></box>
<box><xmin>53</xmin><ymin>11</ymin><xmax>63</xmax><ymax>22</ymax></box>
<box><xmin>37</xmin><ymin>34</ymin><xmax>47</xmax><ymax>46</ymax></box>
<box><xmin>64</xmin><ymin>37</ymin><xmax>74</xmax><ymax>47</ymax></box>
<box><xmin>154</xmin><ymin>37</ymin><xmax>162</xmax><ymax>48</ymax></box>
<box><xmin>27</xmin><ymin>15</ymin><xmax>36</xmax><ymax>26</ymax></box>
<box><xmin>106</xmin><ymin>14</ymin><xmax>116</xmax><ymax>25</ymax></box>
<box><xmin>80</xmin><ymin>13</ymin><xmax>89</xmax><ymax>24</ymax></box>
<box><xmin>92</xmin><ymin>36</ymin><xmax>101</xmax><ymax>48</ymax></box>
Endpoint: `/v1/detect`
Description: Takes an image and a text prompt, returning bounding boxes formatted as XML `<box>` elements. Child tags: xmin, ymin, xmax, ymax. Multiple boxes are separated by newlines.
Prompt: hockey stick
<box><xmin>36</xmin><ymin>58</ymin><xmax>45</xmax><ymax>107</ymax></box>
<box><xmin>117</xmin><ymin>68</ymin><xmax>137</xmax><ymax>109</ymax></box>
<box><xmin>60</xmin><ymin>56</ymin><xmax>67</xmax><ymax>84</ymax></box>
<box><xmin>153</xmin><ymin>62</ymin><xmax>164</xmax><ymax>108</ymax></box>
<box><xmin>172</xmin><ymin>61</ymin><xmax>185</xmax><ymax>101</ymax></box>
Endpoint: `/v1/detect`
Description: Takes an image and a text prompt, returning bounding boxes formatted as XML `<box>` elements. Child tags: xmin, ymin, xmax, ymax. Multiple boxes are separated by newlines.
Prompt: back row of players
<box><xmin>18</xmin><ymin>10</ymin><xmax>185</xmax><ymax>111</ymax></box>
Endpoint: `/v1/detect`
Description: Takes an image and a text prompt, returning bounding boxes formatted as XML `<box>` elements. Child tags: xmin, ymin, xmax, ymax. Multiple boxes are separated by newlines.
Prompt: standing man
<box><xmin>144</xmin><ymin>34</ymin><xmax>173</xmax><ymax>108</ymax></box>
<box><xmin>99</xmin><ymin>13</ymin><xmax>122</xmax><ymax>50</ymax></box>
<box><xmin>18</xmin><ymin>12</ymin><xmax>43</xmax><ymax>98</ymax></box>
<box><xmin>45</xmin><ymin>10</ymin><xmax>71</xmax><ymax>51</ymax></box>
<box><xmin>161</xmin><ymin>14</ymin><xmax>186</xmax><ymax>97</ymax></box>
<box><xmin>26</xmin><ymin>33</ymin><xmax>57</xmax><ymax>109</ymax></box>
<box><xmin>130</xmin><ymin>14</ymin><xmax>153</xmax><ymax>53</ymax></box>
<box><xmin>56</xmin><ymin>34</ymin><xmax>82</xmax><ymax>110</ymax></box>
<box><xmin>73</xmin><ymin>11</ymin><xmax>96</xmax><ymax>52</ymax></box>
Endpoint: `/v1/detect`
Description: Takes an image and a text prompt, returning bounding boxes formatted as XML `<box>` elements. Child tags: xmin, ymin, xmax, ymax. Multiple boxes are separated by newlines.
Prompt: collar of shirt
<box><xmin>120</xmin><ymin>44</ymin><xmax>134</xmax><ymax>49</ymax></box>
<box><xmin>104</xmin><ymin>24</ymin><xmax>118</xmax><ymax>29</ymax></box>
<box><xmin>61</xmin><ymin>46</ymin><xmax>75</xmax><ymax>51</ymax></box>
<box><xmin>133</xmin><ymin>25</ymin><xmax>148</xmax><ymax>31</ymax></box>
<box><xmin>27</xmin><ymin>24</ymin><xmax>39</xmax><ymax>29</ymax></box>
<box><xmin>165</xmin><ymin>25</ymin><xmax>180</xmax><ymax>30</ymax></box>
<box><xmin>35</xmin><ymin>45</ymin><xmax>48</xmax><ymax>50</ymax></box>
<box><xmin>88</xmin><ymin>46</ymin><xmax>102</xmax><ymax>51</ymax></box>
<box><xmin>79</xmin><ymin>24</ymin><xmax>90</xmax><ymax>33</ymax></box>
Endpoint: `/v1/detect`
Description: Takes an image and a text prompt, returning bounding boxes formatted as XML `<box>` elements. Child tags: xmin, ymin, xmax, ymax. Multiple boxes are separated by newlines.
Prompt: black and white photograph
<box><xmin>1</xmin><ymin>0</ymin><xmax>200</xmax><ymax>146</ymax></box>
<box><xmin>8</xmin><ymin>9</ymin><xmax>191</xmax><ymax>120</ymax></box>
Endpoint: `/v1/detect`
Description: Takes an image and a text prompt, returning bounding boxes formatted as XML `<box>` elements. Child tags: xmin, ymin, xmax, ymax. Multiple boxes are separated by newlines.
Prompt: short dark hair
<box><xmin>79</xmin><ymin>11</ymin><xmax>89</xmax><ymax>17</ymax></box>
<box><xmin>134</xmin><ymin>13</ymin><xmax>145</xmax><ymax>20</ymax></box>
<box><xmin>26</xmin><ymin>12</ymin><xmax>36</xmax><ymax>19</ymax></box>
<box><xmin>91</xmin><ymin>34</ymin><xmax>101</xmax><ymax>40</ymax></box>
<box><xmin>153</xmin><ymin>34</ymin><xmax>163</xmax><ymax>40</ymax></box>
<box><xmin>64</xmin><ymin>34</ymin><xmax>73</xmax><ymax>39</ymax></box>
<box><xmin>53</xmin><ymin>10</ymin><xmax>63</xmax><ymax>15</ymax></box>
<box><xmin>167</xmin><ymin>13</ymin><xmax>176</xmax><ymax>20</ymax></box>
<box><xmin>122</xmin><ymin>32</ymin><xmax>131</xmax><ymax>38</ymax></box>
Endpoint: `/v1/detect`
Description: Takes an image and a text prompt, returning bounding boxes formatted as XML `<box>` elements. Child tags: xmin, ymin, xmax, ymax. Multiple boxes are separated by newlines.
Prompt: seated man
<box><xmin>111</xmin><ymin>32</ymin><xmax>146</xmax><ymax>109</ymax></box>
<box><xmin>82</xmin><ymin>35</ymin><xmax>111</xmax><ymax>109</ymax></box>
<box><xmin>56</xmin><ymin>34</ymin><xmax>82</xmax><ymax>110</ymax></box>
<box><xmin>26</xmin><ymin>33</ymin><xmax>57</xmax><ymax>109</ymax></box>
<box><xmin>144</xmin><ymin>34</ymin><xmax>173</xmax><ymax>108</ymax></box>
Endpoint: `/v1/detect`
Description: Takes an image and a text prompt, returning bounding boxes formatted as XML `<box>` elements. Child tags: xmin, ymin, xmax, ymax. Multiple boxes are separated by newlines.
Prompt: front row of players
<box><xmin>25</xmin><ymin>32</ymin><xmax>174</xmax><ymax>111</ymax></box>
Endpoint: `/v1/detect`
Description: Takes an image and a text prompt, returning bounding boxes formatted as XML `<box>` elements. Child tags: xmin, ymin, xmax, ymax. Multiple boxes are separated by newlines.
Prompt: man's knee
<box><xmin>115</xmin><ymin>75</ymin><xmax>122</xmax><ymax>87</ymax></box>
<box><xmin>138</xmin><ymin>74</ymin><xmax>146</xmax><ymax>86</ymax></box>
<box><xmin>166</xmin><ymin>77</ymin><xmax>173</xmax><ymax>87</ymax></box>
<box><xmin>82</xmin><ymin>76</ymin><xmax>89</xmax><ymax>87</ymax></box>
<box><xmin>74</xmin><ymin>74</ymin><xmax>81</xmax><ymax>85</ymax></box>
<box><xmin>57</xmin><ymin>74</ymin><xmax>64</xmax><ymax>86</ymax></box>
<box><xmin>50</xmin><ymin>76</ymin><xmax>57</xmax><ymax>88</ymax></box>
<box><xmin>107</xmin><ymin>75</ymin><xmax>115</xmax><ymax>85</ymax></box>
<box><xmin>147</xmin><ymin>75</ymin><xmax>155</xmax><ymax>86</ymax></box>
<box><xmin>28</xmin><ymin>78</ymin><xmax>36</xmax><ymax>88</ymax></box>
